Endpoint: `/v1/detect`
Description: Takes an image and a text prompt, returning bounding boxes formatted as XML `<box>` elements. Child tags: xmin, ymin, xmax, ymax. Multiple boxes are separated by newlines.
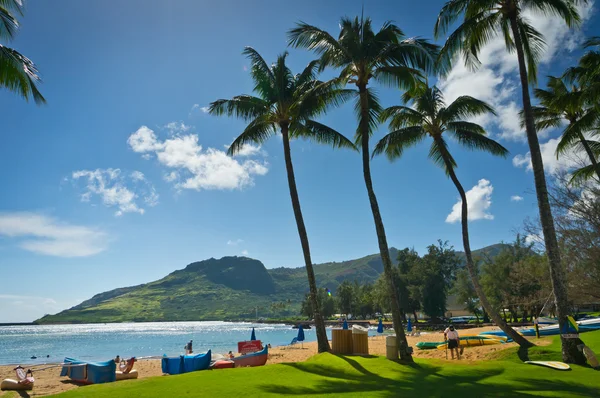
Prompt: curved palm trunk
<box><xmin>280</xmin><ymin>124</ymin><xmax>330</xmax><ymax>353</ymax></box>
<box><xmin>509</xmin><ymin>15</ymin><xmax>586</xmax><ymax>364</ymax></box>
<box><xmin>358</xmin><ymin>84</ymin><xmax>412</xmax><ymax>362</ymax></box>
<box><xmin>576</xmin><ymin>131</ymin><xmax>600</xmax><ymax>182</ymax></box>
<box><xmin>440</xmin><ymin>145</ymin><xmax>533</xmax><ymax>347</ymax></box>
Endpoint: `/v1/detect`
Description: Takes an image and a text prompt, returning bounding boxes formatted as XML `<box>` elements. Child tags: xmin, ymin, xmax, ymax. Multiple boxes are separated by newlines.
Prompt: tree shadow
<box><xmin>259</xmin><ymin>355</ymin><xmax>599</xmax><ymax>397</ymax></box>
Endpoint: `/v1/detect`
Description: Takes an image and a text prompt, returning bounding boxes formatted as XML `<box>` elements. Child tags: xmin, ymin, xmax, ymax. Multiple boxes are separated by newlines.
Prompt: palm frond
<box><xmin>443</xmin><ymin>95</ymin><xmax>496</xmax><ymax>122</ymax></box>
<box><xmin>373</xmin><ymin>65</ymin><xmax>424</xmax><ymax>91</ymax></box>
<box><xmin>569</xmin><ymin>164</ymin><xmax>598</xmax><ymax>185</ymax></box>
<box><xmin>353</xmin><ymin>87</ymin><xmax>383</xmax><ymax>143</ymax></box>
<box><xmin>522</xmin><ymin>0</ymin><xmax>581</xmax><ymax>28</ymax></box>
<box><xmin>296</xmin><ymin>59</ymin><xmax>320</xmax><ymax>88</ymax></box>
<box><xmin>294</xmin><ymin>79</ymin><xmax>356</xmax><ymax>119</ymax></box>
<box><xmin>242</xmin><ymin>47</ymin><xmax>276</xmax><ymax>101</ymax></box>
<box><xmin>429</xmin><ymin>137</ymin><xmax>457</xmax><ymax>175</ymax></box>
<box><xmin>0</xmin><ymin>44</ymin><xmax>45</xmax><ymax>104</ymax></box>
<box><xmin>0</xmin><ymin>3</ymin><xmax>19</xmax><ymax>41</ymax></box>
<box><xmin>379</xmin><ymin>105</ymin><xmax>425</xmax><ymax>129</ymax></box>
<box><xmin>526</xmin><ymin>105</ymin><xmax>563</xmax><ymax>131</ymax></box>
<box><xmin>287</xmin><ymin>22</ymin><xmax>348</xmax><ymax>69</ymax></box>
<box><xmin>208</xmin><ymin>95</ymin><xmax>270</xmax><ymax>121</ymax></box>
<box><xmin>434</xmin><ymin>0</ymin><xmax>471</xmax><ymax>39</ymax></box>
<box><xmin>372</xmin><ymin>126</ymin><xmax>427</xmax><ymax>160</ymax></box>
<box><xmin>448</xmin><ymin>128</ymin><xmax>509</xmax><ymax>157</ymax></box>
<box><xmin>291</xmin><ymin>120</ymin><xmax>357</xmax><ymax>150</ymax></box>
<box><xmin>227</xmin><ymin>115</ymin><xmax>276</xmax><ymax>156</ymax></box>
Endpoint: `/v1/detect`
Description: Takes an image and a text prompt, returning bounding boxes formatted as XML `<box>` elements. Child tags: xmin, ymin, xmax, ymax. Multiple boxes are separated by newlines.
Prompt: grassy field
<box><xmin>9</xmin><ymin>331</ymin><xmax>598</xmax><ymax>398</ymax></box>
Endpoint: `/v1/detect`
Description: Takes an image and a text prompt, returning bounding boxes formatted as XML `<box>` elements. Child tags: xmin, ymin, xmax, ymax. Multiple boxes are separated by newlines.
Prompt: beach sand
<box><xmin>0</xmin><ymin>326</ymin><xmax>547</xmax><ymax>397</ymax></box>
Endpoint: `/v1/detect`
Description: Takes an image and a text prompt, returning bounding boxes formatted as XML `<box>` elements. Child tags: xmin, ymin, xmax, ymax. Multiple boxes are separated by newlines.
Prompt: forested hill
<box><xmin>35</xmin><ymin>244</ymin><xmax>507</xmax><ymax>324</ymax></box>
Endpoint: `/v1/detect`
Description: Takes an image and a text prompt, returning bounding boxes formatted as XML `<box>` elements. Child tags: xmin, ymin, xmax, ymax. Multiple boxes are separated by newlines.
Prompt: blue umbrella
<box><xmin>342</xmin><ymin>319</ymin><xmax>348</xmax><ymax>330</ymax></box>
<box><xmin>407</xmin><ymin>318</ymin><xmax>413</xmax><ymax>333</ymax></box>
<box><xmin>250</xmin><ymin>327</ymin><xmax>256</xmax><ymax>341</ymax></box>
<box><xmin>297</xmin><ymin>325</ymin><xmax>305</xmax><ymax>348</ymax></box>
<box><xmin>377</xmin><ymin>318</ymin><xmax>384</xmax><ymax>334</ymax></box>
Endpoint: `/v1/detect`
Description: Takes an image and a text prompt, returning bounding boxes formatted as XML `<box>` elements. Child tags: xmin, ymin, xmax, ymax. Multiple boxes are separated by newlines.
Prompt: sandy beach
<box><xmin>0</xmin><ymin>327</ymin><xmax>548</xmax><ymax>397</ymax></box>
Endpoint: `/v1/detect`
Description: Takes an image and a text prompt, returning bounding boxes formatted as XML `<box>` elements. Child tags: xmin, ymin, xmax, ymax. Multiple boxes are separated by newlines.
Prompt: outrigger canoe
<box><xmin>436</xmin><ymin>338</ymin><xmax>503</xmax><ymax>350</ymax></box>
<box><xmin>232</xmin><ymin>346</ymin><xmax>268</xmax><ymax>368</ymax></box>
<box><xmin>416</xmin><ymin>335</ymin><xmax>504</xmax><ymax>350</ymax></box>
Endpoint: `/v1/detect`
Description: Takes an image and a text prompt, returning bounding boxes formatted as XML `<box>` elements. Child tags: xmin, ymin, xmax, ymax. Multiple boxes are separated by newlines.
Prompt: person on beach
<box><xmin>444</xmin><ymin>325</ymin><xmax>461</xmax><ymax>360</ymax></box>
<box><xmin>228</xmin><ymin>351</ymin><xmax>235</xmax><ymax>359</ymax></box>
<box><xmin>114</xmin><ymin>355</ymin><xmax>120</xmax><ymax>364</ymax></box>
<box><xmin>184</xmin><ymin>340</ymin><xmax>193</xmax><ymax>354</ymax></box>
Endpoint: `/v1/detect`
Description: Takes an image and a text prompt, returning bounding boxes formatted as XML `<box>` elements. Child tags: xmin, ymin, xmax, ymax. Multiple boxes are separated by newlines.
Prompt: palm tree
<box><xmin>289</xmin><ymin>16</ymin><xmax>437</xmax><ymax>362</ymax></box>
<box><xmin>435</xmin><ymin>0</ymin><xmax>586</xmax><ymax>363</ymax></box>
<box><xmin>528</xmin><ymin>76</ymin><xmax>600</xmax><ymax>183</ymax></box>
<box><xmin>374</xmin><ymin>85</ymin><xmax>533</xmax><ymax>348</ymax></box>
<box><xmin>209</xmin><ymin>48</ymin><xmax>355</xmax><ymax>353</ymax></box>
<box><xmin>0</xmin><ymin>0</ymin><xmax>45</xmax><ymax>104</ymax></box>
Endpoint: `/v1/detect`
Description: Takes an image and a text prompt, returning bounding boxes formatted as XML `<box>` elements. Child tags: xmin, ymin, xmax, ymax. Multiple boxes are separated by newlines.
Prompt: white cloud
<box><xmin>511</xmin><ymin>195</ymin><xmax>524</xmax><ymax>202</ymax></box>
<box><xmin>241</xmin><ymin>250</ymin><xmax>249</xmax><ymax>256</ymax></box>
<box><xmin>227</xmin><ymin>239</ymin><xmax>244</xmax><ymax>246</ymax></box>
<box><xmin>224</xmin><ymin>142</ymin><xmax>265</xmax><ymax>157</ymax></box>
<box><xmin>446</xmin><ymin>179</ymin><xmax>495</xmax><ymax>223</ymax></box>
<box><xmin>512</xmin><ymin>136</ymin><xmax>588</xmax><ymax>175</ymax></box>
<box><xmin>0</xmin><ymin>212</ymin><xmax>108</xmax><ymax>257</ymax></box>
<box><xmin>71</xmin><ymin>168</ymin><xmax>158</xmax><ymax>216</ymax></box>
<box><xmin>165</xmin><ymin>121</ymin><xmax>191</xmax><ymax>135</ymax></box>
<box><xmin>164</xmin><ymin>171</ymin><xmax>179</xmax><ymax>183</ymax></box>
<box><xmin>128</xmin><ymin>126</ymin><xmax>269</xmax><ymax>191</ymax></box>
<box><xmin>438</xmin><ymin>2</ymin><xmax>595</xmax><ymax>142</ymax></box>
<box><xmin>190</xmin><ymin>104</ymin><xmax>209</xmax><ymax>116</ymax></box>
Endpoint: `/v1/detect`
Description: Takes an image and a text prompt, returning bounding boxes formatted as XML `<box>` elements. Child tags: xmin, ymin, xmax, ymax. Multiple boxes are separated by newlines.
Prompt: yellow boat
<box><xmin>436</xmin><ymin>338</ymin><xmax>503</xmax><ymax>350</ymax></box>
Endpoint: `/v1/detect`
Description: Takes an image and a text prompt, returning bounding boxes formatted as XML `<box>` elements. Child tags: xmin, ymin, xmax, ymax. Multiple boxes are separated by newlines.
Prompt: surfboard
<box><xmin>524</xmin><ymin>361</ymin><xmax>571</xmax><ymax>370</ymax></box>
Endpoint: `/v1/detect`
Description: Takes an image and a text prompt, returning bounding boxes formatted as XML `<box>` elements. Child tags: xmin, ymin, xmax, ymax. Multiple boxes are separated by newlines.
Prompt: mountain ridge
<box><xmin>36</xmin><ymin>244</ymin><xmax>507</xmax><ymax>324</ymax></box>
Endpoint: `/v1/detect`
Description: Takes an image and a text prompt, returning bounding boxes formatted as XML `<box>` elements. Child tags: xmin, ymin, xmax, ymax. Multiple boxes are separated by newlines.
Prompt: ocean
<box><xmin>0</xmin><ymin>322</ymin><xmax>345</xmax><ymax>365</ymax></box>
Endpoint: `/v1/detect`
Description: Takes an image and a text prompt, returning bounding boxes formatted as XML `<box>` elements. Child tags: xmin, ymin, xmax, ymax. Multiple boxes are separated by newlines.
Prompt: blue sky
<box><xmin>0</xmin><ymin>0</ymin><xmax>598</xmax><ymax>322</ymax></box>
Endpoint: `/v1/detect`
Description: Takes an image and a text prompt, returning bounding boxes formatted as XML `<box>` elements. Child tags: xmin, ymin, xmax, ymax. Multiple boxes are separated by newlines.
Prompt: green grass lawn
<box><xmin>24</xmin><ymin>331</ymin><xmax>600</xmax><ymax>397</ymax></box>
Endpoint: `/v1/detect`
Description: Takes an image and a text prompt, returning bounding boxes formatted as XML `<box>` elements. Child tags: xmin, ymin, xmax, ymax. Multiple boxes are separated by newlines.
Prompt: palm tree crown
<box><xmin>0</xmin><ymin>0</ymin><xmax>45</xmax><ymax>104</ymax></box>
<box><xmin>374</xmin><ymin>85</ymin><xmax>507</xmax><ymax>169</ymax></box>
<box><xmin>435</xmin><ymin>0</ymin><xmax>580</xmax><ymax>84</ymax></box>
<box><xmin>288</xmin><ymin>16</ymin><xmax>438</xmax><ymax>141</ymax></box>
<box><xmin>209</xmin><ymin>47</ymin><xmax>354</xmax><ymax>153</ymax></box>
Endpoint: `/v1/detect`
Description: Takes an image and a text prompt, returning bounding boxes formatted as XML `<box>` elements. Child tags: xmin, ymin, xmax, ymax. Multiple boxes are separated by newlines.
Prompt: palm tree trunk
<box><xmin>440</xmin><ymin>142</ymin><xmax>533</xmax><ymax>347</ymax></box>
<box><xmin>281</xmin><ymin>124</ymin><xmax>330</xmax><ymax>353</ymax></box>
<box><xmin>576</xmin><ymin>131</ymin><xmax>600</xmax><ymax>182</ymax></box>
<box><xmin>509</xmin><ymin>15</ymin><xmax>586</xmax><ymax>364</ymax></box>
<box><xmin>358</xmin><ymin>84</ymin><xmax>412</xmax><ymax>362</ymax></box>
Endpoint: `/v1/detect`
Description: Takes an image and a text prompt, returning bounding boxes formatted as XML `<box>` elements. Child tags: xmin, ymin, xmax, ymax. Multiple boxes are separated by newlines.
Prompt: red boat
<box><xmin>232</xmin><ymin>346</ymin><xmax>268</xmax><ymax>368</ymax></box>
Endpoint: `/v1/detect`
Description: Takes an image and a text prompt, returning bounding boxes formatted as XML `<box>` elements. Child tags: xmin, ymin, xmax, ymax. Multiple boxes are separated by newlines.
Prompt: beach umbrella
<box><xmin>377</xmin><ymin>318</ymin><xmax>384</xmax><ymax>334</ymax></box>
<box><xmin>250</xmin><ymin>327</ymin><xmax>256</xmax><ymax>341</ymax></box>
<box><xmin>297</xmin><ymin>325</ymin><xmax>305</xmax><ymax>348</ymax></box>
<box><xmin>407</xmin><ymin>318</ymin><xmax>413</xmax><ymax>333</ymax></box>
<box><xmin>342</xmin><ymin>319</ymin><xmax>348</xmax><ymax>330</ymax></box>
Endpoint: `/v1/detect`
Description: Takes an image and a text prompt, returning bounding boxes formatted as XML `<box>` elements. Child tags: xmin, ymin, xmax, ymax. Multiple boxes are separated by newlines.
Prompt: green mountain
<box><xmin>35</xmin><ymin>244</ymin><xmax>507</xmax><ymax>324</ymax></box>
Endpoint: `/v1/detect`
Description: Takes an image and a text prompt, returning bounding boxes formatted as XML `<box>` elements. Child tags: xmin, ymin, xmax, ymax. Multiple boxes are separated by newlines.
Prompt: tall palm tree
<box><xmin>289</xmin><ymin>16</ymin><xmax>437</xmax><ymax>362</ymax></box>
<box><xmin>527</xmin><ymin>76</ymin><xmax>600</xmax><ymax>182</ymax></box>
<box><xmin>435</xmin><ymin>0</ymin><xmax>586</xmax><ymax>363</ymax></box>
<box><xmin>0</xmin><ymin>0</ymin><xmax>45</xmax><ymax>104</ymax></box>
<box><xmin>374</xmin><ymin>85</ymin><xmax>533</xmax><ymax>348</ymax></box>
<box><xmin>209</xmin><ymin>48</ymin><xmax>355</xmax><ymax>353</ymax></box>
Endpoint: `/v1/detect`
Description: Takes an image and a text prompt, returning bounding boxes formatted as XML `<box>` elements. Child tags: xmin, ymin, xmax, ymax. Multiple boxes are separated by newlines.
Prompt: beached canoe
<box><xmin>161</xmin><ymin>350</ymin><xmax>212</xmax><ymax>375</ymax></box>
<box><xmin>479</xmin><ymin>317</ymin><xmax>600</xmax><ymax>338</ymax></box>
<box><xmin>60</xmin><ymin>358</ymin><xmax>116</xmax><ymax>384</ymax></box>
<box><xmin>232</xmin><ymin>346</ymin><xmax>268</xmax><ymax>368</ymax></box>
<box><xmin>415</xmin><ymin>335</ymin><xmax>504</xmax><ymax>350</ymax></box>
<box><xmin>115</xmin><ymin>370</ymin><xmax>138</xmax><ymax>380</ymax></box>
<box><xmin>436</xmin><ymin>338</ymin><xmax>503</xmax><ymax>350</ymax></box>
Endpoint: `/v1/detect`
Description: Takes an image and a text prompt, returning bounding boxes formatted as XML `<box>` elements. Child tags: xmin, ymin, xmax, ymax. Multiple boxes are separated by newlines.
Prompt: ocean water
<box><xmin>0</xmin><ymin>322</ymin><xmax>342</xmax><ymax>365</ymax></box>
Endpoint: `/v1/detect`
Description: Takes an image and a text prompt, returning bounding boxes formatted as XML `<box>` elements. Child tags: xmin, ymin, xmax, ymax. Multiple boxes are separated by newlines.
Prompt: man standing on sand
<box><xmin>444</xmin><ymin>325</ymin><xmax>461</xmax><ymax>360</ymax></box>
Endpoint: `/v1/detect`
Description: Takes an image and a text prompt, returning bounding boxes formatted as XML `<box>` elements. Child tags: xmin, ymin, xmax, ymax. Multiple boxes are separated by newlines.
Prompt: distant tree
<box><xmin>336</xmin><ymin>281</ymin><xmax>354</xmax><ymax>316</ymax></box>
<box><xmin>301</xmin><ymin>289</ymin><xmax>336</xmax><ymax>319</ymax></box>
<box><xmin>210</xmin><ymin>48</ymin><xmax>354</xmax><ymax>353</ymax></box>
<box><xmin>453</xmin><ymin>269</ymin><xmax>481</xmax><ymax>322</ymax></box>
<box><xmin>418</xmin><ymin>241</ymin><xmax>459</xmax><ymax>319</ymax></box>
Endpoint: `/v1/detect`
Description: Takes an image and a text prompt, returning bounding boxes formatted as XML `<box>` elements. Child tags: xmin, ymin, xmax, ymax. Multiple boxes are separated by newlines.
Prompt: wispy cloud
<box><xmin>71</xmin><ymin>168</ymin><xmax>158</xmax><ymax>216</ymax></box>
<box><xmin>189</xmin><ymin>104</ymin><xmax>209</xmax><ymax>116</ymax></box>
<box><xmin>128</xmin><ymin>126</ymin><xmax>269</xmax><ymax>191</ymax></box>
<box><xmin>227</xmin><ymin>239</ymin><xmax>244</xmax><ymax>246</ymax></box>
<box><xmin>164</xmin><ymin>121</ymin><xmax>192</xmax><ymax>135</ymax></box>
<box><xmin>446</xmin><ymin>179</ymin><xmax>495</xmax><ymax>223</ymax></box>
<box><xmin>241</xmin><ymin>250</ymin><xmax>249</xmax><ymax>256</ymax></box>
<box><xmin>511</xmin><ymin>195</ymin><xmax>524</xmax><ymax>202</ymax></box>
<box><xmin>0</xmin><ymin>212</ymin><xmax>109</xmax><ymax>257</ymax></box>
<box><xmin>0</xmin><ymin>294</ymin><xmax>81</xmax><ymax>323</ymax></box>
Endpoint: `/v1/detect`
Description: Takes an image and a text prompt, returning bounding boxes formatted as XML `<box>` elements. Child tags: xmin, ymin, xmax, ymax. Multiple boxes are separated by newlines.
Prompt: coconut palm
<box><xmin>0</xmin><ymin>0</ymin><xmax>45</xmax><ymax>104</ymax></box>
<box><xmin>527</xmin><ymin>76</ymin><xmax>600</xmax><ymax>183</ymax></box>
<box><xmin>374</xmin><ymin>85</ymin><xmax>532</xmax><ymax>348</ymax></box>
<box><xmin>435</xmin><ymin>0</ymin><xmax>585</xmax><ymax>363</ymax></box>
<box><xmin>288</xmin><ymin>16</ymin><xmax>437</xmax><ymax>362</ymax></box>
<box><xmin>209</xmin><ymin>48</ymin><xmax>355</xmax><ymax>353</ymax></box>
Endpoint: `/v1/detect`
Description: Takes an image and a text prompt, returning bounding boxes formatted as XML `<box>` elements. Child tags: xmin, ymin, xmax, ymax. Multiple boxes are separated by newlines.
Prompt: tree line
<box><xmin>5</xmin><ymin>0</ymin><xmax>599</xmax><ymax>364</ymax></box>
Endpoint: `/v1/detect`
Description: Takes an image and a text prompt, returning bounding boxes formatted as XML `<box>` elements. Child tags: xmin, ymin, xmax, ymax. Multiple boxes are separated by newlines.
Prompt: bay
<box><xmin>0</xmin><ymin>321</ymin><xmax>337</xmax><ymax>365</ymax></box>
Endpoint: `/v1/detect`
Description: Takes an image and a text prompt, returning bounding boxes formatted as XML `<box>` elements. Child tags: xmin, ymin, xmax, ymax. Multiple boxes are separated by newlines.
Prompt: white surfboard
<box><xmin>525</xmin><ymin>361</ymin><xmax>571</xmax><ymax>370</ymax></box>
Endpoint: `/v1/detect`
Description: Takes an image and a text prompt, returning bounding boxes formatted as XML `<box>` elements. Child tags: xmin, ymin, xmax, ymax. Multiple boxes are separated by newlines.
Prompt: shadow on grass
<box><xmin>259</xmin><ymin>355</ymin><xmax>599</xmax><ymax>397</ymax></box>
